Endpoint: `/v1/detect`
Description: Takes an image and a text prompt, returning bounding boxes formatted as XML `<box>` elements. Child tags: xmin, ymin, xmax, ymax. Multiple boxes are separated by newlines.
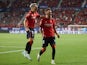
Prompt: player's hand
<box><xmin>25</xmin><ymin>28</ymin><xmax>30</xmax><ymax>32</ymax></box>
<box><xmin>57</xmin><ymin>34</ymin><xmax>60</xmax><ymax>38</ymax></box>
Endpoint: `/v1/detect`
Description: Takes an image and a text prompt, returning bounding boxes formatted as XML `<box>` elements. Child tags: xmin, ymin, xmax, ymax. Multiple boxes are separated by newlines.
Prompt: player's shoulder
<box><xmin>35</xmin><ymin>12</ymin><xmax>40</xmax><ymax>17</ymax></box>
<box><xmin>26</xmin><ymin>11</ymin><xmax>31</xmax><ymax>16</ymax></box>
<box><xmin>51</xmin><ymin>18</ymin><xmax>56</xmax><ymax>21</ymax></box>
<box><xmin>35</xmin><ymin>11</ymin><xmax>39</xmax><ymax>14</ymax></box>
<box><xmin>26</xmin><ymin>11</ymin><xmax>31</xmax><ymax>14</ymax></box>
<box><xmin>41</xmin><ymin>17</ymin><xmax>47</xmax><ymax>20</ymax></box>
<box><xmin>51</xmin><ymin>18</ymin><xmax>56</xmax><ymax>23</ymax></box>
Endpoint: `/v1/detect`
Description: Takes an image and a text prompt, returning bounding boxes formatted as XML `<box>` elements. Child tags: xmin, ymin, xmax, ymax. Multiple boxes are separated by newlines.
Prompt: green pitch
<box><xmin>0</xmin><ymin>33</ymin><xmax>87</xmax><ymax>65</ymax></box>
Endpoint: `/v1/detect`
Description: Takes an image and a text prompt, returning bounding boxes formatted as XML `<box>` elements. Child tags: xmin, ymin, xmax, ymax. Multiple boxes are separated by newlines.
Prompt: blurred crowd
<box><xmin>0</xmin><ymin>0</ymin><xmax>87</xmax><ymax>27</ymax></box>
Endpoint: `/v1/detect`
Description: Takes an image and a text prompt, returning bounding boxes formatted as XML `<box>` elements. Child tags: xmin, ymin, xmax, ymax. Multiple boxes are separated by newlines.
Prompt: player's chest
<box><xmin>31</xmin><ymin>13</ymin><xmax>38</xmax><ymax>18</ymax></box>
<box><xmin>43</xmin><ymin>19</ymin><xmax>53</xmax><ymax>27</ymax></box>
<box><xmin>44</xmin><ymin>19</ymin><xmax>53</xmax><ymax>24</ymax></box>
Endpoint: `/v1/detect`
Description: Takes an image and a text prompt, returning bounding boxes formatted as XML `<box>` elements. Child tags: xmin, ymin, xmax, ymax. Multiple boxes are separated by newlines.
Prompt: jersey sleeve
<box><xmin>52</xmin><ymin>19</ymin><xmax>56</xmax><ymax>26</ymax></box>
<box><xmin>36</xmin><ymin>13</ymin><xmax>40</xmax><ymax>18</ymax></box>
<box><xmin>40</xmin><ymin>19</ymin><xmax>44</xmax><ymax>28</ymax></box>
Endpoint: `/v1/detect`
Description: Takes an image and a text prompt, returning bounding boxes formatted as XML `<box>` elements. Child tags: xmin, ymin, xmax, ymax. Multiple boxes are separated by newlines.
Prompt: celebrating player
<box><xmin>22</xmin><ymin>3</ymin><xmax>40</xmax><ymax>60</ymax></box>
<box><xmin>37</xmin><ymin>8</ymin><xmax>60</xmax><ymax>64</ymax></box>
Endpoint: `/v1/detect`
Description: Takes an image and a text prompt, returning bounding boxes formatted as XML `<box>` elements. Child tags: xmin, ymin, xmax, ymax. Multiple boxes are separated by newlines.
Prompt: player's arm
<box><xmin>40</xmin><ymin>15</ymin><xmax>45</xmax><ymax>18</ymax></box>
<box><xmin>24</xmin><ymin>18</ymin><xmax>30</xmax><ymax>31</ymax></box>
<box><xmin>53</xmin><ymin>21</ymin><xmax>60</xmax><ymax>38</ymax></box>
<box><xmin>36</xmin><ymin>14</ymin><xmax>45</xmax><ymax>20</ymax></box>
<box><xmin>40</xmin><ymin>26</ymin><xmax>44</xmax><ymax>37</ymax></box>
<box><xmin>39</xmin><ymin>19</ymin><xmax>44</xmax><ymax>36</ymax></box>
<box><xmin>53</xmin><ymin>25</ymin><xmax>60</xmax><ymax>38</ymax></box>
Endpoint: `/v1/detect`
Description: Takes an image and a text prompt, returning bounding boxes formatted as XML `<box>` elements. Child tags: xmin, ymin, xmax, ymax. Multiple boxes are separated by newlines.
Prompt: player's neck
<box><xmin>45</xmin><ymin>15</ymin><xmax>52</xmax><ymax>19</ymax></box>
<box><xmin>31</xmin><ymin>10</ymin><xmax>36</xmax><ymax>13</ymax></box>
<box><xmin>45</xmin><ymin>15</ymin><xmax>50</xmax><ymax>19</ymax></box>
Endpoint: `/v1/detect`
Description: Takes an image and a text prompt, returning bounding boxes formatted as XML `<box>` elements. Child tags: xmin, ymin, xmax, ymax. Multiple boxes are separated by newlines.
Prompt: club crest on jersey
<box><xmin>50</xmin><ymin>20</ymin><xmax>52</xmax><ymax>23</ymax></box>
<box><xmin>45</xmin><ymin>21</ymin><xmax>47</xmax><ymax>23</ymax></box>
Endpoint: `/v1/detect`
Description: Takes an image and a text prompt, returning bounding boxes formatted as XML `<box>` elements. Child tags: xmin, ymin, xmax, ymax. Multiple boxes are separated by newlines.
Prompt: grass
<box><xmin>0</xmin><ymin>33</ymin><xmax>87</xmax><ymax>65</ymax></box>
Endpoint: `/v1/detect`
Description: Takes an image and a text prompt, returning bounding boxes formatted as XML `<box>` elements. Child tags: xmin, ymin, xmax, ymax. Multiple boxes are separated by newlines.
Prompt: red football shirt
<box><xmin>25</xmin><ymin>11</ymin><xmax>40</xmax><ymax>28</ymax></box>
<box><xmin>40</xmin><ymin>18</ymin><xmax>56</xmax><ymax>37</ymax></box>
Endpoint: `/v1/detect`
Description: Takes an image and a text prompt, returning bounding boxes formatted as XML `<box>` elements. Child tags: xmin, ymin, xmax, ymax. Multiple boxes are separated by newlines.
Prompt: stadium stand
<box><xmin>53</xmin><ymin>9</ymin><xmax>75</xmax><ymax>27</ymax></box>
<box><xmin>74</xmin><ymin>8</ymin><xmax>87</xmax><ymax>25</ymax></box>
<box><xmin>0</xmin><ymin>0</ymin><xmax>10</xmax><ymax>8</ymax></box>
<box><xmin>61</xmin><ymin>0</ymin><xmax>83</xmax><ymax>8</ymax></box>
<box><xmin>0</xmin><ymin>10</ymin><xmax>25</xmax><ymax>27</ymax></box>
<box><xmin>0</xmin><ymin>0</ymin><xmax>87</xmax><ymax>28</ymax></box>
<box><xmin>39</xmin><ymin>0</ymin><xmax>59</xmax><ymax>8</ymax></box>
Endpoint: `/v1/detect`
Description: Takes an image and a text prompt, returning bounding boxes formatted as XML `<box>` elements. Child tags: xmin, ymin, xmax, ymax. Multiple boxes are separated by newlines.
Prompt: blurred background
<box><xmin>0</xmin><ymin>1</ymin><xmax>87</xmax><ymax>65</ymax></box>
<box><xmin>0</xmin><ymin>0</ymin><xmax>87</xmax><ymax>34</ymax></box>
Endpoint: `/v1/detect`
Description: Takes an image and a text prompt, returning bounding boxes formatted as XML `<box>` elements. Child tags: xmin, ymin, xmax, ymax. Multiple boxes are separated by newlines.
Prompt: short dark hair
<box><xmin>44</xmin><ymin>8</ymin><xmax>51</xmax><ymax>12</ymax></box>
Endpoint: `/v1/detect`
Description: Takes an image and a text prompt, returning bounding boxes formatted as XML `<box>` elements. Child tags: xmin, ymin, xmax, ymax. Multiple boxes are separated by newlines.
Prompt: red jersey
<box><xmin>25</xmin><ymin>11</ymin><xmax>40</xmax><ymax>28</ymax></box>
<box><xmin>40</xmin><ymin>18</ymin><xmax>56</xmax><ymax>37</ymax></box>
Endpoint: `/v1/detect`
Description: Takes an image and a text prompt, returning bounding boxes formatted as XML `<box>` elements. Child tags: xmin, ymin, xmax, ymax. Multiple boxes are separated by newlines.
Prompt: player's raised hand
<box><xmin>25</xmin><ymin>27</ymin><xmax>30</xmax><ymax>32</ymax></box>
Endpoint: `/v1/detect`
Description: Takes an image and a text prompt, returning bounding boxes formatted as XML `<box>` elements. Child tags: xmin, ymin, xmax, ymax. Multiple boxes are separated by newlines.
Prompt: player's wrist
<box><xmin>57</xmin><ymin>34</ymin><xmax>60</xmax><ymax>38</ymax></box>
<box><xmin>26</xmin><ymin>30</ymin><xmax>29</xmax><ymax>33</ymax></box>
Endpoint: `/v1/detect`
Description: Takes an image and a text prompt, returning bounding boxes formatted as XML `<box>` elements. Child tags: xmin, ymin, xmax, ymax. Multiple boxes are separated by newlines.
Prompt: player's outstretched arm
<box><xmin>24</xmin><ymin>19</ymin><xmax>30</xmax><ymax>31</ymax></box>
<box><xmin>53</xmin><ymin>25</ymin><xmax>60</xmax><ymax>38</ymax></box>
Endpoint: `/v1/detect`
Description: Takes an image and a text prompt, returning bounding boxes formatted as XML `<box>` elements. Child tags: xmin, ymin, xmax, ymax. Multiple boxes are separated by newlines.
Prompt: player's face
<box><xmin>31</xmin><ymin>6</ymin><xmax>38</xmax><ymax>12</ymax></box>
<box><xmin>45</xmin><ymin>10</ymin><xmax>52</xmax><ymax>15</ymax></box>
<box><xmin>45</xmin><ymin>9</ymin><xmax>52</xmax><ymax>18</ymax></box>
